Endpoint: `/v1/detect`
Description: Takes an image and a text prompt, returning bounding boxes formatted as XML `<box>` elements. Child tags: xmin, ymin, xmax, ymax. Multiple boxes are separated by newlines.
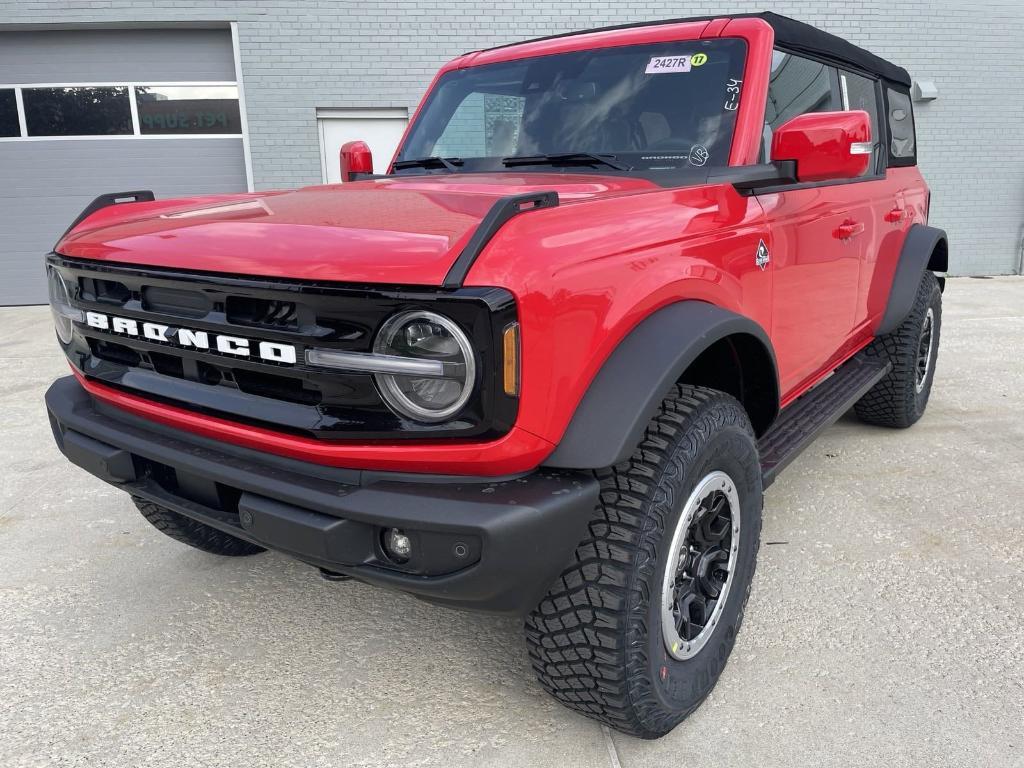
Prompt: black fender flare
<box><xmin>876</xmin><ymin>224</ymin><xmax>948</xmax><ymax>336</ymax></box>
<box><xmin>543</xmin><ymin>301</ymin><xmax>779</xmax><ymax>470</ymax></box>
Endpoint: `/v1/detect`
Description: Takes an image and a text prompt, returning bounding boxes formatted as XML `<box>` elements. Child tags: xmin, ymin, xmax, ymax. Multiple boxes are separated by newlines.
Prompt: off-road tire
<box><xmin>525</xmin><ymin>385</ymin><xmax>763</xmax><ymax>739</ymax></box>
<box><xmin>132</xmin><ymin>497</ymin><xmax>266</xmax><ymax>556</ymax></box>
<box><xmin>855</xmin><ymin>270</ymin><xmax>942</xmax><ymax>428</ymax></box>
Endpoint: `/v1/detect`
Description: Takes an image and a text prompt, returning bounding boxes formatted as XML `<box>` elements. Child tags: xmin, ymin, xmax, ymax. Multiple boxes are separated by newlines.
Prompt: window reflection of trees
<box><xmin>23</xmin><ymin>87</ymin><xmax>132</xmax><ymax>136</ymax></box>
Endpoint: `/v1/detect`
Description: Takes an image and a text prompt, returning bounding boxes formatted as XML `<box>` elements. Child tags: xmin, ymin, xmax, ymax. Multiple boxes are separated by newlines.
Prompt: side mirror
<box><xmin>771</xmin><ymin>110</ymin><xmax>872</xmax><ymax>183</ymax></box>
<box><xmin>340</xmin><ymin>140</ymin><xmax>373</xmax><ymax>181</ymax></box>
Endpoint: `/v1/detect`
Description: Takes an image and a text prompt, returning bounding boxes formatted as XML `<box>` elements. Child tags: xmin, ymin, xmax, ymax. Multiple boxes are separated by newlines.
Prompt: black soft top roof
<box><xmin>755</xmin><ymin>13</ymin><xmax>910</xmax><ymax>86</ymax></box>
<box><xmin>483</xmin><ymin>12</ymin><xmax>912</xmax><ymax>87</ymax></box>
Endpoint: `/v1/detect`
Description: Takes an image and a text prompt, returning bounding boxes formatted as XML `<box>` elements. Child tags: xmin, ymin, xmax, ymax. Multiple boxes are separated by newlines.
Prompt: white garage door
<box><xmin>0</xmin><ymin>28</ymin><xmax>250</xmax><ymax>305</ymax></box>
<box><xmin>317</xmin><ymin>108</ymin><xmax>409</xmax><ymax>183</ymax></box>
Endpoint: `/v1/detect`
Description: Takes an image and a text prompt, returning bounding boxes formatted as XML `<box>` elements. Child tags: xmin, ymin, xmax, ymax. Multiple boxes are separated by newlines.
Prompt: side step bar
<box><xmin>758</xmin><ymin>354</ymin><xmax>891</xmax><ymax>488</ymax></box>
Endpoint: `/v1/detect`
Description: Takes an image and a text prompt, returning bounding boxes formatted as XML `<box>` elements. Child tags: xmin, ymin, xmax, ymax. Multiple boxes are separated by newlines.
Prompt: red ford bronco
<box><xmin>45</xmin><ymin>13</ymin><xmax>946</xmax><ymax>738</ymax></box>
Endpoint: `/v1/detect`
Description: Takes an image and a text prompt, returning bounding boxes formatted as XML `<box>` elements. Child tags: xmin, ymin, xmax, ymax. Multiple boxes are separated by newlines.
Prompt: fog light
<box><xmin>383</xmin><ymin>528</ymin><xmax>412</xmax><ymax>563</ymax></box>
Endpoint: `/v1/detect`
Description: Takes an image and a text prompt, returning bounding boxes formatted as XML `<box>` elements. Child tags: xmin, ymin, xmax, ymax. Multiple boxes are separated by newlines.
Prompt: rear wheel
<box><xmin>133</xmin><ymin>497</ymin><xmax>266</xmax><ymax>556</ymax></box>
<box><xmin>855</xmin><ymin>270</ymin><xmax>942</xmax><ymax>428</ymax></box>
<box><xmin>525</xmin><ymin>385</ymin><xmax>762</xmax><ymax>738</ymax></box>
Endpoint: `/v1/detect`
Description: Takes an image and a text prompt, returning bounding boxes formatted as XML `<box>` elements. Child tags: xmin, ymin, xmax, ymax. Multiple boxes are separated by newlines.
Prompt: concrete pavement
<box><xmin>1</xmin><ymin>277</ymin><xmax>1022</xmax><ymax>767</ymax></box>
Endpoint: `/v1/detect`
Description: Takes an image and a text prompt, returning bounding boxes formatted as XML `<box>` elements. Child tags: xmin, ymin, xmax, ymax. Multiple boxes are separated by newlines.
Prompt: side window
<box><xmin>886</xmin><ymin>87</ymin><xmax>916</xmax><ymax>163</ymax></box>
<box><xmin>763</xmin><ymin>51</ymin><xmax>837</xmax><ymax>161</ymax></box>
<box><xmin>839</xmin><ymin>70</ymin><xmax>881</xmax><ymax>175</ymax></box>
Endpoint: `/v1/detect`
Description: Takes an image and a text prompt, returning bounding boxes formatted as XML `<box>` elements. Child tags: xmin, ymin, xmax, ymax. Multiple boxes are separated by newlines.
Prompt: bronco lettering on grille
<box><xmin>83</xmin><ymin>311</ymin><xmax>297</xmax><ymax>365</ymax></box>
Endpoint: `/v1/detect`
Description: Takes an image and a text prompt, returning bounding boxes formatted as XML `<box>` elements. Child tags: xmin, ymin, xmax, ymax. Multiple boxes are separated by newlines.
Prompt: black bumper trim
<box><xmin>46</xmin><ymin>376</ymin><xmax>598</xmax><ymax>615</ymax></box>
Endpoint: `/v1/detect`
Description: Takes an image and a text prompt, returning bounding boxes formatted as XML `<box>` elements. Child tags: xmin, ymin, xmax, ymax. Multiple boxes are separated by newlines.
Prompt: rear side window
<box><xmin>840</xmin><ymin>70</ymin><xmax>881</xmax><ymax>175</ymax></box>
<box><xmin>886</xmin><ymin>87</ymin><xmax>916</xmax><ymax>164</ymax></box>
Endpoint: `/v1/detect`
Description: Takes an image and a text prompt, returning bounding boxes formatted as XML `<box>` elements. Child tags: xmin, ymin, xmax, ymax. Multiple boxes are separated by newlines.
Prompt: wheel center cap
<box><xmin>696</xmin><ymin>547</ymin><xmax>729</xmax><ymax>598</ymax></box>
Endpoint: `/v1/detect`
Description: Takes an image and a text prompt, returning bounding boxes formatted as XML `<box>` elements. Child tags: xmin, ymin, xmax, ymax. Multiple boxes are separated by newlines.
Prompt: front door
<box><xmin>758</xmin><ymin>51</ymin><xmax>876</xmax><ymax>399</ymax></box>
<box><xmin>760</xmin><ymin>186</ymin><xmax>874</xmax><ymax>397</ymax></box>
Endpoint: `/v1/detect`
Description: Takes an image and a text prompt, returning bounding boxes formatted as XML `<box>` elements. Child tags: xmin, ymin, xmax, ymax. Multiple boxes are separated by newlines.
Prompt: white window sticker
<box><xmin>646</xmin><ymin>55</ymin><xmax>691</xmax><ymax>74</ymax></box>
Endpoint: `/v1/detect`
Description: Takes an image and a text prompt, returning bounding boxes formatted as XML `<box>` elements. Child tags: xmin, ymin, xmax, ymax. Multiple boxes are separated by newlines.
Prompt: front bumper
<box><xmin>46</xmin><ymin>376</ymin><xmax>599</xmax><ymax>614</ymax></box>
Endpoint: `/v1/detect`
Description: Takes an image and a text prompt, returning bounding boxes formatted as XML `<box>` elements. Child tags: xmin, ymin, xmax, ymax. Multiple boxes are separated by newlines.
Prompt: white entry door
<box><xmin>317</xmin><ymin>108</ymin><xmax>409</xmax><ymax>182</ymax></box>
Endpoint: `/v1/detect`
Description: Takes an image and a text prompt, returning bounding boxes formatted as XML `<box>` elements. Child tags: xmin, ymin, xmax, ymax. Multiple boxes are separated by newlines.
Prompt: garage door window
<box><xmin>0</xmin><ymin>82</ymin><xmax>243</xmax><ymax>140</ymax></box>
<box><xmin>23</xmin><ymin>86</ymin><xmax>132</xmax><ymax>136</ymax></box>
<box><xmin>0</xmin><ymin>89</ymin><xmax>18</xmax><ymax>137</ymax></box>
<box><xmin>136</xmin><ymin>85</ymin><xmax>241</xmax><ymax>135</ymax></box>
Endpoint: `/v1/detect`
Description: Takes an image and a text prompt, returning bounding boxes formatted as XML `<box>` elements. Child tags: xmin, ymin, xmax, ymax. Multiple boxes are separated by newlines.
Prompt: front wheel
<box><xmin>525</xmin><ymin>385</ymin><xmax>762</xmax><ymax>738</ymax></box>
<box><xmin>133</xmin><ymin>497</ymin><xmax>266</xmax><ymax>557</ymax></box>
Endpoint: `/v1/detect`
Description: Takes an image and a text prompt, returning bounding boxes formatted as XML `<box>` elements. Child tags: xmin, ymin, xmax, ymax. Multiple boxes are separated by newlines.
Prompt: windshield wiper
<box><xmin>501</xmin><ymin>152</ymin><xmax>630</xmax><ymax>171</ymax></box>
<box><xmin>392</xmin><ymin>156</ymin><xmax>464</xmax><ymax>172</ymax></box>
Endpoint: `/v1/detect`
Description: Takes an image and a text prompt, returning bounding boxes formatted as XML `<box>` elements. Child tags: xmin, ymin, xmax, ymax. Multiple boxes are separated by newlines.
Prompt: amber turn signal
<box><xmin>502</xmin><ymin>322</ymin><xmax>520</xmax><ymax>396</ymax></box>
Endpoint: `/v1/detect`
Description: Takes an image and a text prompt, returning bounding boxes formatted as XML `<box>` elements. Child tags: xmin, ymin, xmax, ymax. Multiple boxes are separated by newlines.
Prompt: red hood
<box><xmin>56</xmin><ymin>174</ymin><xmax>658</xmax><ymax>285</ymax></box>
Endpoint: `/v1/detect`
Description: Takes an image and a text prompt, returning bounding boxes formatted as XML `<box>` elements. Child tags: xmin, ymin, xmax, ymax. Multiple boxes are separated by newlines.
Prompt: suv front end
<box><xmin>45</xmin><ymin>251</ymin><xmax>599</xmax><ymax>614</ymax></box>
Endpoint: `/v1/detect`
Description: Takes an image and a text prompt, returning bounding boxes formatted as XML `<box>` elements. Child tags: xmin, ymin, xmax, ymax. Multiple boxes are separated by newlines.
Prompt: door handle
<box><xmin>884</xmin><ymin>207</ymin><xmax>905</xmax><ymax>223</ymax></box>
<box><xmin>833</xmin><ymin>220</ymin><xmax>865</xmax><ymax>240</ymax></box>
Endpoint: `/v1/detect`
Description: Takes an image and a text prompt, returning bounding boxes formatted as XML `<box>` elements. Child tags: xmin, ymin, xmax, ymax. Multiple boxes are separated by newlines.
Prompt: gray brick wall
<box><xmin>2</xmin><ymin>1</ymin><xmax>1022</xmax><ymax>274</ymax></box>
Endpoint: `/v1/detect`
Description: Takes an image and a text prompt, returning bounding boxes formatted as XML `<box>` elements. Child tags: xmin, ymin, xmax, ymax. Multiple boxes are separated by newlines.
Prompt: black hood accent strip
<box><xmin>57</xmin><ymin>190</ymin><xmax>155</xmax><ymax>248</ymax></box>
<box><xmin>443</xmin><ymin>191</ymin><xmax>559</xmax><ymax>288</ymax></box>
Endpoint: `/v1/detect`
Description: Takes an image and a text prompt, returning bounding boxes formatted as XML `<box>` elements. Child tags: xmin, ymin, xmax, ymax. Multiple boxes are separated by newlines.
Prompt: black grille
<box><xmin>149</xmin><ymin>351</ymin><xmax>184</xmax><ymax>378</ymax></box>
<box><xmin>233</xmin><ymin>368</ymin><xmax>322</xmax><ymax>406</ymax></box>
<box><xmin>79</xmin><ymin>277</ymin><xmax>130</xmax><ymax>305</ymax></box>
<box><xmin>51</xmin><ymin>254</ymin><xmax>519</xmax><ymax>441</ymax></box>
<box><xmin>88</xmin><ymin>337</ymin><xmax>141</xmax><ymax>367</ymax></box>
<box><xmin>142</xmin><ymin>286</ymin><xmax>211</xmax><ymax>318</ymax></box>
<box><xmin>226</xmin><ymin>296</ymin><xmax>301</xmax><ymax>330</ymax></box>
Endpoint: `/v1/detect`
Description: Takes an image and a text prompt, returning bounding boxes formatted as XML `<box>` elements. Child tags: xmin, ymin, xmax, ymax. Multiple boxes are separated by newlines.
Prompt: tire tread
<box><xmin>525</xmin><ymin>384</ymin><xmax>761</xmax><ymax>738</ymax></box>
<box><xmin>133</xmin><ymin>497</ymin><xmax>265</xmax><ymax>557</ymax></box>
<box><xmin>855</xmin><ymin>270</ymin><xmax>942</xmax><ymax>427</ymax></box>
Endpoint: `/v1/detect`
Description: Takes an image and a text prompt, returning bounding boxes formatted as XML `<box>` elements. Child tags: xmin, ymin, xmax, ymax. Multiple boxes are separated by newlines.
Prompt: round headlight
<box><xmin>373</xmin><ymin>310</ymin><xmax>476</xmax><ymax>422</ymax></box>
<box><xmin>48</xmin><ymin>268</ymin><xmax>75</xmax><ymax>344</ymax></box>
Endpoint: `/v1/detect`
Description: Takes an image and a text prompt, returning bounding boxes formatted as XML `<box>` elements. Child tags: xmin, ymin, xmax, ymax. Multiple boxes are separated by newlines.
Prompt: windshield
<box><xmin>395</xmin><ymin>38</ymin><xmax>747</xmax><ymax>180</ymax></box>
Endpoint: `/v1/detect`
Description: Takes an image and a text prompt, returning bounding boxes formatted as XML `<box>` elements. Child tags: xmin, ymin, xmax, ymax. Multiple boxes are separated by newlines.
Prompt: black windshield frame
<box><xmin>393</xmin><ymin>38</ymin><xmax>748</xmax><ymax>186</ymax></box>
